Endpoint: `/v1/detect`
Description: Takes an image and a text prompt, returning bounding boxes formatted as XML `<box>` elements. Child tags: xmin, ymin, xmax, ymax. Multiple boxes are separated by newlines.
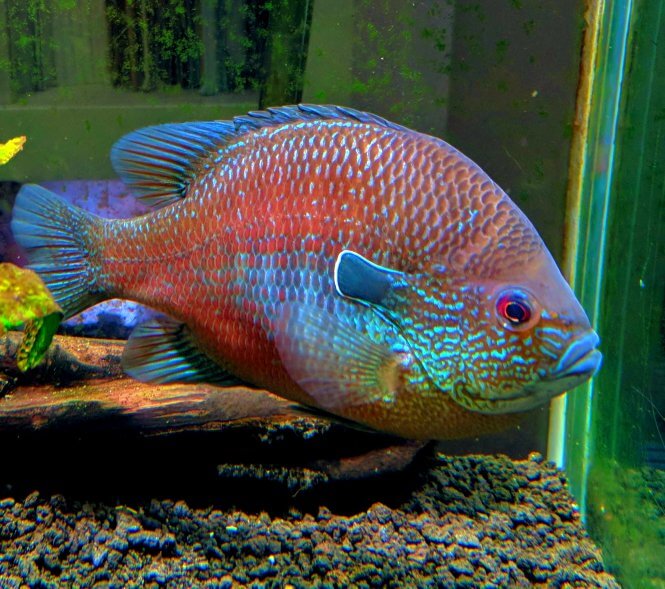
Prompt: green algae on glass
<box><xmin>0</xmin><ymin>263</ymin><xmax>62</xmax><ymax>371</ymax></box>
<box><xmin>587</xmin><ymin>458</ymin><xmax>665</xmax><ymax>589</ymax></box>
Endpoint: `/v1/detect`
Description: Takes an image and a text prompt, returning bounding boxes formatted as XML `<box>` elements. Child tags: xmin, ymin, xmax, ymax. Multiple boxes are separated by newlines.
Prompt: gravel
<box><xmin>0</xmin><ymin>451</ymin><xmax>620</xmax><ymax>588</ymax></box>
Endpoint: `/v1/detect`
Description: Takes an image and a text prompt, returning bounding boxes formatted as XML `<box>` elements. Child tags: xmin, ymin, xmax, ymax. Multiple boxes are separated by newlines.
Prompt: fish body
<box><xmin>11</xmin><ymin>105</ymin><xmax>601</xmax><ymax>440</ymax></box>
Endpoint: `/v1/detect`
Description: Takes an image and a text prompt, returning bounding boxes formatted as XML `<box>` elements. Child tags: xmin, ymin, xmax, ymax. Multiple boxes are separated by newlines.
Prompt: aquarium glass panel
<box><xmin>0</xmin><ymin>0</ymin><xmax>316</xmax><ymax>181</ymax></box>
<box><xmin>564</xmin><ymin>0</ymin><xmax>665</xmax><ymax>586</ymax></box>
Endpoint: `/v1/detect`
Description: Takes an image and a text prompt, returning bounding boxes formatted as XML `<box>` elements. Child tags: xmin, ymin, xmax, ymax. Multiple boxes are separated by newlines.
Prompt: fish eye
<box><xmin>495</xmin><ymin>289</ymin><xmax>537</xmax><ymax>330</ymax></box>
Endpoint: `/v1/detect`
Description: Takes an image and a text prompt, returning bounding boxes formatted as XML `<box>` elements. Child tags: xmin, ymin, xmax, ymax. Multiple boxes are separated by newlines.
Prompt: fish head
<box><xmin>398</xmin><ymin>250</ymin><xmax>602</xmax><ymax>414</ymax></box>
<box><xmin>333</xmin><ymin>236</ymin><xmax>601</xmax><ymax>416</ymax></box>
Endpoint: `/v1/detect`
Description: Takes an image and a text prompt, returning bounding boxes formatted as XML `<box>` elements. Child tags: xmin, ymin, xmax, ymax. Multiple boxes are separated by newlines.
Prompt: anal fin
<box><xmin>122</xmin><ymin>317</ymin><xmax>247</xmax><ymax>386</ymax></box>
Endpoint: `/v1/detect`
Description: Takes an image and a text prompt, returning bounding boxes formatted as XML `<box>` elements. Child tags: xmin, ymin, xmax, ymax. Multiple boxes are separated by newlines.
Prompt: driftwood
<box><xmin>0</xmin><ymin>331</ymin><xmax>310</xmax><ymax>432</ymax></box>
<box><xmin>0</xmin><ymin>332</ymin><xmax>426</xmax><ymax>486</ymax></box>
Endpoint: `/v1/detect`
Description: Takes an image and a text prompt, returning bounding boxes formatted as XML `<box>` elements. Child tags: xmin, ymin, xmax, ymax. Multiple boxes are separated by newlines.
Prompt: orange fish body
<box><xmin>11</xmin><ymin>106</ymin><xmax>601</xmax><ymax>439</ymax></box>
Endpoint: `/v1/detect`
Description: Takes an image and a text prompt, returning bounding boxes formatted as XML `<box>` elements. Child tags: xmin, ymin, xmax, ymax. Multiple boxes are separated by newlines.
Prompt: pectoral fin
<box><xmin>274</xmin><ymin>302</ymin><xmax>413</xmax><ymax>410</ymax></box>
<box><xmin>122</xmin><ymin>317</ymin><xmax>248</xmax><ymax>386</ymax></box>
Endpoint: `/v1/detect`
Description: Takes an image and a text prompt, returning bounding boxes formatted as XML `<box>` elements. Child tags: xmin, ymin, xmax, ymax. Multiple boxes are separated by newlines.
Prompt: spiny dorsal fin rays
<box><xmin>235</xmin><ymin>104</ymin><xmax>409</xmax><ymax>134</ymax></box>
<box><xmin>111</xmin><ymin>105</ymin><xmax>411</xmax><ymax>210</ymax></box>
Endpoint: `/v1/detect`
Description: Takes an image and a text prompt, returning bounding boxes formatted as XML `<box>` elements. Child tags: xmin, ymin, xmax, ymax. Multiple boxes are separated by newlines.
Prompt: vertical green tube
<box><xmin>560</xmin><ymin>0</ymin><xmax>633</xmax><ymax>512</ymax></box>
<box><xmin>563</xmin><ymin>0</ymin><xmax>665</xmax><ymax>585</ymax></box>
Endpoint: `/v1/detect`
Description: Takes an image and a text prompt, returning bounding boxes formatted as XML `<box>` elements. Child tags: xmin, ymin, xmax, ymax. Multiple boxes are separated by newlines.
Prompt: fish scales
<box><xmin>11</xmin><ymin>105</ymin><xmax>601</xmax><ymax>440</ymax></box>
<box><xmin>102</xmin><ymin>124</ymin><xmax>498</xmax><ymax>384</ymax></box>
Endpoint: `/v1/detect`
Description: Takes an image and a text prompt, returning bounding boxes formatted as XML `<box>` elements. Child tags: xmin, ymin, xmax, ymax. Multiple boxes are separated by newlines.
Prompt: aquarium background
<box><xmin>0</xmin><ymin>0</ymin><xmax>661</xmax><ymax>586</ymax></box>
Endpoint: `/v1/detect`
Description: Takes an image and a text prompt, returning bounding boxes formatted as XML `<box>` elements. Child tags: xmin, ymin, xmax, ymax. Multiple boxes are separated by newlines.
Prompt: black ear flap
<box><xmin>334</xmin><ymin>250</ymin><xmax>406</xmax><ymax>306</ymax></box>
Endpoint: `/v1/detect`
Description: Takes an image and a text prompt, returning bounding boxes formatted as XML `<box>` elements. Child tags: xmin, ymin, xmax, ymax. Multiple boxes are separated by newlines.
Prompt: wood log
<box><xmin>0</xmin><ymin>331</ymin><xmax>301</xmax><ymax>433</ymax></box>
<box><xmin>0</xmin><ymin>332</ymin><xmax>427</xmax><ymax>486</ymax></box>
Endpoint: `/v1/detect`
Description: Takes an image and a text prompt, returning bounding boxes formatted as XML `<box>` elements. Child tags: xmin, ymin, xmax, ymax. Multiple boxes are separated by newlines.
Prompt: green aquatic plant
<box><xmin>0</xmin><ymin>263</ymin><xmax>62</xmax><ymax>371</ymax></box>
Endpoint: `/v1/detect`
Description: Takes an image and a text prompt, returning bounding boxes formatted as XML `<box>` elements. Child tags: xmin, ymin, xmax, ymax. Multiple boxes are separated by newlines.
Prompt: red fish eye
<box><xmin>497</xmin><ymin>293</ymin><xmax>532</xmax><ymax>325</ymax></box>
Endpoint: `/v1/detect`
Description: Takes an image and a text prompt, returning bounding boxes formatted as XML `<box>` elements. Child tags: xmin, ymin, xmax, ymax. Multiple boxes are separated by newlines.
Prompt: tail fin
<box><xmin>11</xmin><ymin>184</ymin><xmax>107</xmax><ymax>318</ymax></box>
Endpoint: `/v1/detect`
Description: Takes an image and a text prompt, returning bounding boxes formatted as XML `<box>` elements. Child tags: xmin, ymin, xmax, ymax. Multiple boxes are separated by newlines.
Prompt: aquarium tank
<box><xmin>0</xmin><ymin>0</ymin><xmax>661</xmax><ymax>587</ymax></box>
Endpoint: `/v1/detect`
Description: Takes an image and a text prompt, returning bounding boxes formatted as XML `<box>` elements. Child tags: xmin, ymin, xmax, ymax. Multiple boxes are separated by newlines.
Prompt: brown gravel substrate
<box><xmin>0</xmin><ymin>451</ymin><xmax>620</xmax><ymax>588</ymax></box>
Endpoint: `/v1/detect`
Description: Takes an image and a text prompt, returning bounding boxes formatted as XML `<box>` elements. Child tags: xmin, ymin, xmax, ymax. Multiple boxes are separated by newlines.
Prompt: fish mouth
<box><xmin>459</xmin><ymin>329</ymin><xmax>602</xmax><ymax>415</ymax></box>
<box><xmin>552</xmin><ymin>329</ymin><xmax>602</xmax><ymax>381</ymax></box>
<box><xmin>506</xmin><ymin>329</ymin><xmax>602</xmax><ymax>412</ymax></box>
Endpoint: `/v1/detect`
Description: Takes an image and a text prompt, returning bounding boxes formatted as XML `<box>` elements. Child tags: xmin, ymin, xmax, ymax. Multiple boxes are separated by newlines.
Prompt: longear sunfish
<box><xmin>11</xmin><ymin>105</ymin><xmax>601</xmax><ymax>440</ymax></box>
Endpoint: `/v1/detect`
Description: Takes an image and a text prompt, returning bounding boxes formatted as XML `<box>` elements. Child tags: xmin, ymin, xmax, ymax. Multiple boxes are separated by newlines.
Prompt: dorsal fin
<box><xmin>111</xmin><ymin>120</ymin><xmax>236</xmax><ymax>208</ymax></box>
<box><xmin>234</xmin><ymin>104</ymin><xmax>409</xmax><ymax>134</ymax></box>
<box><xmin>111</xmin><ymin>105</ymin><xmax>409</xmax><ymax>209</ymax></box>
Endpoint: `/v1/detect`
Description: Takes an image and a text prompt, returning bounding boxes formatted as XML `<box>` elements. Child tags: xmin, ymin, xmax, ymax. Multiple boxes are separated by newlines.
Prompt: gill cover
<box><xmin>333</xmin><ymin>250</ymin><xmax>461</xmax><ymax>394</ymax></box>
